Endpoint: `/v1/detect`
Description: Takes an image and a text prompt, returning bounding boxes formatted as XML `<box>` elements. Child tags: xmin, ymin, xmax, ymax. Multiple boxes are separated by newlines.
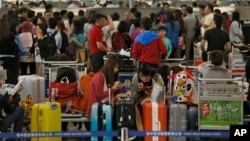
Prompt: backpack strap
<box><xmin>195</xmin><ymin>15</ymin><xmax>199</xmax><ymax>26</ymax></box>
<box><xmin>52</xmin><ymin>31</ymin><xmax>58</xmax><ymax>37</ymax></box>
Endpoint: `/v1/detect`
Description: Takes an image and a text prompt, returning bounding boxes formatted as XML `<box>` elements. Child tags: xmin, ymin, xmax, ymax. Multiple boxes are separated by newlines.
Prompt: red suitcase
<box><xmin>143</xmin><ymin>101</ymin><xmax>167</xmax><ymax>141</ymax></box>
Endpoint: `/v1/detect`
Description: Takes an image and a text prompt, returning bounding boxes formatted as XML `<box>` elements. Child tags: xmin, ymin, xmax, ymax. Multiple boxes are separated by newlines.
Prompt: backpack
<box><xmin>194</xmin><ymin>16</ymin><xmax>201</xmax><ymax>42</ymax></box>
<box><xmin>169</xmin><ymin>67</ymin><xmax>195</xmax><ymax>103</ymax></box>
<box><xmin>44</xmin><ymin>33</ymin><xmax>58</xmax><ymax>60</ymax></box>
<box><xmin>112</xmin><ymin>32</ymin><xmax>131</xmax><ymax>51</ymax></box>
<box><xmin>55</xmin><ymin>67</ymin><xmax>76</xmax><ymax>83</ymax></box>
<box><xmin>60</xmin><ymin>31</ymin><xmax>69</xmax><ymax>53</ymax></box>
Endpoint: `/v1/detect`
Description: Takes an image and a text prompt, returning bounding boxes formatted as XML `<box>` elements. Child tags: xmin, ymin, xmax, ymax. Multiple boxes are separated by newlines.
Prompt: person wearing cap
<box><xmin>19</xmin><ymin>21</ymin><xmax>36</xmax><ymax>75</ymax></box>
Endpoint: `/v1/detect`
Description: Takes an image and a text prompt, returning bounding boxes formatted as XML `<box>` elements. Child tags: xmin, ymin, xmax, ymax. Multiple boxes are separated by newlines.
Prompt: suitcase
<box><xmin>18</xmin><ymin>75</ymin><xmax>45</xmax><ymax>103</ymax></box>
<box><xmin>90</xmin><ymin>102</ymin><xmax>113</xmax><ymax>141</ymax></box>
<box><xmin>31</xmin><ymin>102</ymin><xmax>62</xmax><ymax>141</ymax></box>
<box><xmin>143</xmin><ymin>101</ymin><xmax>167</xmax><ymax>141</ymax></box>
<box><xmin>113</xmin><ymin>97</ymin><xmax>136</xmax><ymax>130</ymax></box>
<box><xmin>113</xmin><ymin>96</ymin><xmax>136</xmax><ymax>141</ymax></box>
<box><xmin>169</xmin><ymin>103</ymin><xmax>187</xmax><ymax>141</ymax></box>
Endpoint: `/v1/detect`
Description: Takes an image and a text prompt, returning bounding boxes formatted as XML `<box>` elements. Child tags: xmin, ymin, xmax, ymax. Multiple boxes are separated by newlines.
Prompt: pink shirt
<box><xmin>86</xmin><ymin>72</ymin><xmax>115</xmax><ymax>119</ymax></box>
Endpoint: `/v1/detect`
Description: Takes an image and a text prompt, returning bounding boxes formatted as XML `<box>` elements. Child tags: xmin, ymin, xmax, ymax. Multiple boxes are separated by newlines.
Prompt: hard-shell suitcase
<box><xmin>31</xmin><ymin>102</ymin><xmax>62</xmax><ymax>141</ymax></box>
<box><xmin>113</xmin><ymin>97</ymin><xmax>136</xmax><ymax>140</ymax></box>
<box><xmin>18</xmin><ymin>75</ymin><xmax>45</xmax><ymax>103</ymax></box>
<box><xmin>90</xmin><ymin>103</ymin><xmax>113</xmax><ymax>141</ymax></box>
<box><xmin>143</xmin><ymin>101</ymin><xmax>167</xmax><ymax>141</ymax></box>
<box><xmin>113</xmin><ymin>97</ymin><xmax>136</xmax><ymax>130</ymax></box>
<box><xmin>169</xmin><ymin>103</ymin><xmax>187</xmax><ymax>141</ymax></box>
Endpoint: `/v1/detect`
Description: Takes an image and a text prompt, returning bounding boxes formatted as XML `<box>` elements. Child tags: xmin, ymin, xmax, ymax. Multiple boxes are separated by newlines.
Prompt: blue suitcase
<box><xmin>91</xmin><ymin>102</ymin><xmax>113</xmax><ymax>141</ymax></box>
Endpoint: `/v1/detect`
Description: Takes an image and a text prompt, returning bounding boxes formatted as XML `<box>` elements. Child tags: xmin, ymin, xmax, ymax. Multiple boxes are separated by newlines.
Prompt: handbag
<box><xmin>202</xmin><ymin>51</ymin><xmax>208</xmax><ymax>62</ymax></box>
<box><xmin>135</xmin><ymin>103</ymin><xmax>144</xmax><ymax>130</ymax></box>
<box><xmin>49</xmin><ymin>77</ymin><xmax>78</xmax><ymax>111</ymax></box>
<box><xmin>65</xmin><ymin>42</ymin><xmax>76</xmax><ymax>56</ymax></box>
<box><xmin>178</xmin><ymin>36</ymin><xmax>184</xmax><ymax>48</ymax></box>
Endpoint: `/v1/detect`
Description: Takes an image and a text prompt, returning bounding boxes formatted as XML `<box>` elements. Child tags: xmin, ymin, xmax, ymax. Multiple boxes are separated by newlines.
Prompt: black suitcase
<box><xmin>113</xmin><ymin>96</ymin><xmax>136</xmax><ymax>140</ymax></box>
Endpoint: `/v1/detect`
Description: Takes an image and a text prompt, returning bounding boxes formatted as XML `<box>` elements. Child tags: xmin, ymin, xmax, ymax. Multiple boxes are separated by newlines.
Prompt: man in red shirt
<box><xmin>132</xmin><ymin>17</ymin><xmax>167</xmax><ymax>71</ymax></box>
<box><xmin>89</xmin><ymin>13</ymin><xmax>111</xmax><ymax>72</ymax></box>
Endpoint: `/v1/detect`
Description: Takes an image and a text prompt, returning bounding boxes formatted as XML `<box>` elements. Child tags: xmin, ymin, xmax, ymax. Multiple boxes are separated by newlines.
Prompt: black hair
<box><xmin>130</xmin><ymin>7</ymin><xmax>137</xmax><ymax>14</ymax></box>
<box><xmin>206</xmin><ymin>3</ymin><xmax>214</xmax><ymax>12</ymax></box>
<box><xmin>214</xmin><ymin>9</ymin><xmax>221</xmax><ymax>14</ymax></box>
<box><xmin>78</xmin><ymin>10</ymin><xmax>84</xmax><ymax>16</ymax></box>
<box><xmin>150</xmin><ymin>13</ymin><xmax>155</xmax><ymax>22</ymax></box>
<box><xmin>186</xmin><ymin>6</ymin><xmax>193</xmax><ymax>14</ymax></box>
<box><xmin>37</xmin><ymin>23</ymin><xmax>48</xmax><ymax>35</ymax></box>
<box><xmin>94</xmin><ymin>13</ymin><xmax>105</xmax><ymax>23</ymax></box>
<box><xmin>232</xmin><ymin>11</ymin><xmax>240</xmax><ymax>28</ymax></box>
<box><xmin>158</xmin><ymin>26</ymin><xmax>167</xmax><ymax>32</ymax></box>
<box><xmin>140</xmin><ymin>17</ymin><xmax>152</xmax><ymax>31</ymax></box>
<box><xmin>134</xmin><ymin>18</ymin><xmax>141</xmax><ymax>28</ymax></box>
<box><xmin>209</xmin><ymin>50</ymin><xmax>224</xmax><ymax>66</ymax></box>
<box><xmin>198</xmin><ymin>4</ymin><xmax>205</xmax><ymax>9</ymax></box>
<box><xmin>31</xmin><ymin>16</ymin><xmax>38</xmax><ymax>26</ymax></box>
<box><xmin>60</xmin><ymin>10</ymin><xmax>67</xmax><ymax>17</ymax></box>
<box><xmin>134</xmin><ymin>11</ymin><xmax>141</xmax><ymax>19</ymax></box>
<box><xmin>72</xmin><ymin>20</ymin><xmax>82</xmax><ymax>34</ymax></box>
<box><xmin>53</xmin><ymin>11</ymin><xmax>60</xmax><ymax>18</ymax></box>
<box><xmin>213</xmin><ymin>14</ymin><xmax>223</xmax><ymax>29</ymax></box>
<box><xmin>27</xmin><ymin>9</ymin><xmax>35</xmax><ymax>19</ymax></box>
<box><xmin>163</xmin><ymin>2</ymin><xmax>170</xmax><ymax>7</ymax></box>
<box><xmin>36</xmin><ymin>12</ymin><xmax>43</xmax><ymax>17</ymax></box>
<box><xmin>19</xmin><ymin>7</ymin><xmax>28</xmax><ymax>14</ymax></box>
<box><xmin>67</xmin><ymin>11</ymin><xmax>74</xmax><ymax>26</ymax></box>
<box><xmin>48</xmin><ymin>17</ymin><xmax>57</xmax><ymax>29</ymax></box>
<box><xmin>45</xmin><ymin>4</ymin><xmax>53</xmax><ymax>11</ymax></box>
<box><xmin>138</xmin><ymin>63</ymin><xmax>155</xmax><ymax>78</ymax></box>
<box><xmin>192</xmin><ymin>2</ymin><xmax>197</xmax><ymax>7</ymax></box>
<box><xmin>165</xmin><ymin>11</ymin><xmax>175</xmax><ymax>30</ymax></box>
<box><xmin>117</xmin><ymin>20</ymin><xmax>128</xmax><ymax>33</ymax></box>
<box><xmin>111</xmin><ymin>12</ymin><xmax>120</xmax><ymax>21</ymax></box>
<box><xmin>180</xmin><ymin>4</ymin><xmax>187</xmax><ymax>8</ymax></box>
<box><xmin>9</xmin><ymin>19</ymin><xmax>19</xmax><ymax>34</ymax></box>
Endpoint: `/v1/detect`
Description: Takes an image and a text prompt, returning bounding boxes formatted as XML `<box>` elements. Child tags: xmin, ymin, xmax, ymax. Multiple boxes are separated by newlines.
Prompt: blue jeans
<box><xmin>0</xmin><ymin>95</ymin><xmax>25</xmax><ymax>132</ymax></box>
<box><xmin>187</xmin><ymin>106</ymin><xmax>198</xmax><ymax>130</ymax></box>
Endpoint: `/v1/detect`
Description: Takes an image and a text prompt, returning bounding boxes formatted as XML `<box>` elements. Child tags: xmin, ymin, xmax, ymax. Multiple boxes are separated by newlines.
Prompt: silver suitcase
<box><xmin>169</xmin><ymin>103</ymin><xmax>187</xmax><ymax>141</ymax></box>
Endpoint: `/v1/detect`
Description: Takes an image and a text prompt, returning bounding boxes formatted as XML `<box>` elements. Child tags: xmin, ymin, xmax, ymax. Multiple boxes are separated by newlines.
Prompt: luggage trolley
<box><xmin>42</xmin><ymin>60</ymin><xmax>89</xmax><ymax>127</ymax></box>
<box><xmin>161</xmin><ymin>57</ymin><xmax>186</xmax><ymax>68</ymax></box>
<box><xmin>230</xmin><ymin>43</ymin><xmax>248</xmax><ymax>76</ymax></box>
<box><xmin>197</xmin><ymin>77</ymin><xmax>244</xmax><ymax>131</ymax></box>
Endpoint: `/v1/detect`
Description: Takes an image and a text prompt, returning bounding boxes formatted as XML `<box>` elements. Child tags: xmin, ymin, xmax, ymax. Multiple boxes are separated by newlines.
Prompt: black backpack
<box><xmin>55</xmin><ymin>67</ymin><xmax>76</xmax><ymax>83</ymax></box>
<box><xmin>194</xmin><ymin>16</ymin><xmax>201</xmax><ymax>42</ymax></box>
<box><xmin>60</xmin><ymin>31</ymin><xmax>69</xmax><ymax>53</ymax></box>
<box><xmin>45</xmin><ymin>32</ymin><xmax>58</xmax><ymax>60</ymax></box>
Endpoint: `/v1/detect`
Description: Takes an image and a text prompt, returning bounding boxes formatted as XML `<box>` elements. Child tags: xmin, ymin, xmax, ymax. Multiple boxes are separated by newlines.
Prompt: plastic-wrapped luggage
<box><xmin>168</xmin><ymin>103</ymin><xmax>187</xmax><ymax>141</ymax></box>
<box><xmin>18</xmin><ymin>75</ymin><xmax>45</xmax><ymax>103</ymax></box>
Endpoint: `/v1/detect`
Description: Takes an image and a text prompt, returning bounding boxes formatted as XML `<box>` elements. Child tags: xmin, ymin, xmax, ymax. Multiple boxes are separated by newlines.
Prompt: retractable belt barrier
<box><xmin>0</xmin><ymin>130</ymin><xmax>229</xmax><ymax>139</ymax></box>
